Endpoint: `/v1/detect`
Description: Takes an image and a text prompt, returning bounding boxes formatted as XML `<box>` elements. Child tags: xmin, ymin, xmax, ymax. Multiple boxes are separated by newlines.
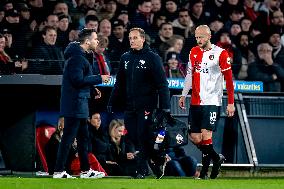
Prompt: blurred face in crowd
<box><xmin>173</xmin><ymin>39</ymin><xmax>184</xmax><ymax>53</ymax></box>
<box><xmin>209</xmin><ymin>20</ymin><xmax>224</xmax><ymax>33</ymax></box>
<box><xmin>113</xmin><ymin>25</ymin><xmax>125</xmax><ymax>39</ymax></box>
<box><xmin>54</xmin><ymin>2</ymin><xmax>69</xmax><ymax>15</ymax></box>
<box><xmin>20</xmin><ymin>9</ymin><xmax>31</xmax><ymax>20</ymax></box>
<box><xmin>228</xmin><ymin>0</ymin><xmax>239</xmax><ymax>5</ymax></box>
<box><xmin>271</xmin><ymin>10</ymin><xmax>284</xmax><ymax>26</ymax></box>
<box><xmin>99</xmin><ymin>19</ymin><xmax>111</xmax><ymax>37</ymax></box>
<box><xmin>89</xmin><ymin>113</ymin><xmax>101</xmax><ymax>129</ymax></box>
<box><xmin>84</xmin><ymin>0</ymin><xmax>96</xmax><ymax>8</ymax></box>
<box><xmin>138</xmin><ymin>1</ymin><xmax>152</xmax><ymax>13</ymax></box>
<box><xmin>195</xmin><ymin>25</ymin><xmax>211</xmax><ymax>50</ymax></box>
<box><xmin>257</xmin><ymin>43</ymin><xmax>273</xmax><ymax>60</ymax></box>
<box><xmin>241</xmin><ymin>18</ymin><xmax>252</xmax><ymax>32</ymax></box>
<box><xmin>118</xmin><ymin>13</ymin><xmax>129</xmax><ymax>25</ymax></box>
<box><xmin>191</xmin><ymin>2</ymin><xmax>203</xmax><ymax>17</ymax></box>
<box><xmin>46</xmin><ymin>15</ymin><xmax>59</xmax><ymax>28</ymax></box>
<box><xmin>230</xmin><ymin>11</ymin><xmax>244</xmax><ymax>22</ymax></box>
<box><xmin>0</xmin><ymin>37</ymin><xmax>6</xmax><ymax>53</ymax></box>
<box><xmin>266</xmin><ymin>0</ymin><xmax>280</xmax><ymax>11</ymax></box>
<box><xmin>230</xmin><ymin>24</ymin><xmax>242</xmax><ymax>36</ymax></box>
<box><xmin>3</xmin><ymin>33</ymin><xmax>12</xmax><ymax>48</ymax></box>
<box><xmin>178</xmin><ymin>10</ymin><xmax>190</xmax><ymax>26</ymax></box>
<box><xmin>0</xmin><ymin>11</ymin><xmax>4</xmax><ymax>22</ymax></box>
<box><xmin>239</xmin><ymin>34</ymin><xmax>249</xmax><ymax>47</ymax></box>
<box><xmin>129</xmin><ymin>29</ymin><xmax>145</xmax><ymax>50</ymax></box>
<box><xmin>6</xmin><ymin>15</ymin><xmax>20</xmax><ymax>24</ymax></box>
<box><xmin>166</xmin><ymin>1</ymin><xmax>177</xmax><ymax>13</ymax></box>
<box><xmin>58</xmin><ymin>18</ymin><xmax>69</xmax><ymax>31</ymax></box>
<box><xmin>269</xmin><ymin>33</ymin><xmax>281</xmax><ymax>47</ymax></box>
<box><xmin>160</xmin><ymin>23</ymin><xmax>173</xmax><ymax>39</ymax></box>
<box><xmin>156</xmin><ymin>15</ymin><xmax>166</xmax><ymax>27</ymax></box>
<box><xmin>220</xmin><ymin>33</ymin><xmax>232</xmax><ymax>44</ymax></box>
<box><xmin>43</xmin><ymin>28</ymin><xmax>57</xmax><ymax>45</ymax></box>
<box><xmin>86</xmin><ymin>20</ymin><xmax>99</xmax><ymax>31</ymax></box>
<box><xmin>29</xmin><ymin>0</ymin><xmax>43</xmax><ymax>8</ymax></box>
<box><xmin>105</xmin><ymin>1</ymin><xmax>117</xmax><ymax>13</ymax></box>
<box><xmin>151</xmin><ymin>0</ymin><xmax>161</xmax><ymax>12</ymax></box>
<box><xmin>168</xmin><ymin>58</ymin><xmax>178</xmax><ymax>69</ymax></box>
<box><xmin>117</xmin><ymin>0</ymin><xmax>129</xmax><ymax>5</ymax></box>
<box><xmin>4</xmin><ymin>3</ymin><xmax>13</xmax><ymax>10</ymax></box>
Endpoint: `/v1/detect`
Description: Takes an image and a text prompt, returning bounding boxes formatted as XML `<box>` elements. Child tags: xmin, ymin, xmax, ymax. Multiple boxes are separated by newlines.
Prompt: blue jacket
<box><xmin>60</xmin><ymin>42</ymin><xmax>102</xmax><ymax>118</ymax></box>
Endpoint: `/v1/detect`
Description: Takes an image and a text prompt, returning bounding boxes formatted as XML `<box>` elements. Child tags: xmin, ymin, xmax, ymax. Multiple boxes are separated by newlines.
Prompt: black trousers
<box><xmin>54</xmin><ymin>117</ymin><xmax>90</xmax><ymax>172</ymax></box>
<box><xmin>124</xmin><ymin>109</ymin><xmax>154</xmax><ymax>175</ymax></box>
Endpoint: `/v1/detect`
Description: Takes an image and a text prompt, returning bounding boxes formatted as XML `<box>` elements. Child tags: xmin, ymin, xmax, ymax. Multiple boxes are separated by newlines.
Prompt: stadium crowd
<box><xmin>1</xmin><ymin>0</ymin><xmax>284</xmax><ymax>179</ymax></box>
<box><xmin>0</xmin><ymin>0</ymin><xmax>284</xmax><ymax>91</ymax></box>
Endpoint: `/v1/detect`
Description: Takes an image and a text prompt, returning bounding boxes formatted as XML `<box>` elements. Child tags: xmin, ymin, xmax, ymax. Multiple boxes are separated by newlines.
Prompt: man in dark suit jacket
<box><xmin>53</xmin><ymin>28</ymin><xmax>110</xmax><ymax>179</ymax></box>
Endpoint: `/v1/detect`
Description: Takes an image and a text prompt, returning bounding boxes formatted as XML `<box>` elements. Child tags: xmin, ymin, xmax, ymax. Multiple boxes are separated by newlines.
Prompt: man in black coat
<box><xmin>108</xmin><ymin>27</ymin><xmax>171</xmax><ymax>178</ymax></box>
<box><xmin>53</xmin><ymin>28</ymin><xmax>110</xmax><ymax>179</ymax></box>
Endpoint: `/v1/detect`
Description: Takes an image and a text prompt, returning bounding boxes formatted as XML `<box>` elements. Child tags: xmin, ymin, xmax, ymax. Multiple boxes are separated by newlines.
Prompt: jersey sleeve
<box><xmin>219</xmin><ymin>50</ymin><xmax>234</xmax><ymax>104</ymax></box>
<box><xmin>219</xmin><ymin>50</ymin><xmax>232</xmax><ymax>72</ymax></box>
<box><xmin>181</xmin><ymin>53</ymin><xmax>192</xmax><ymax>96</ymax></box>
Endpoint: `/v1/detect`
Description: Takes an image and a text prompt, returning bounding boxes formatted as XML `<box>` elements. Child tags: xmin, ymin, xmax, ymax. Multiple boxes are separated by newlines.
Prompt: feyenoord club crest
<box><xmin>209</xmin><ymin>55</ymin><xmax>214</xmax><ymax>60</ymax></box>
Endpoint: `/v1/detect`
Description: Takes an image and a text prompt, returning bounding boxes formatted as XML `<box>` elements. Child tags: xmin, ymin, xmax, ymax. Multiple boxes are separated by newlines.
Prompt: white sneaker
<box><xmin>36</xmin><ymin>171</ymin><xmax>49</xmax><ymax>176</ymax></box>
<box><xmin>53</xmin><ymin>171</ymin><xmax>76</xmax><ymax>179</ymax></box>
<box><xmin>80</xmin><ymin>168</ymin><xmax>105</xmax><ymax>179</ymax></box>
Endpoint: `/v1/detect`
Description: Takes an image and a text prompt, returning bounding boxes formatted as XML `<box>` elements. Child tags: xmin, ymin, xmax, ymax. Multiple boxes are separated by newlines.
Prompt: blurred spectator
<box><xmin>229</xmin><ymin>21</ymin><xmax>242</xmax><ymax>44</ymax></box>
<box><xmin>189</xmin><ymin>0</ymin><xmax>207</xmax><ymax>26</ymax></box>
<box><xmin>243</xmin><ymin>0</ymin><xmax>258</xmax><ymax>22</ymax></box>
<box><xmin>248</xmin><ymin>43</ymin><xmax>284</xmax><ymax>92</ymax></box>
<box><xmin>116</xmin><ymin>0</ymin><xmax>131</xmax><ymax>15</ymax></box>
<box><xmin>97</xmin><ymin>0</ymin><xmax>117</xmax><ymax>20</ymax></box>
<box><xmin>56</xmin><ymin>14</ymin><xmax>71</xmax><ymax>51</ymax></box>
<box><xmin>27</xmin><ymin>26</ymin><xmax>64</xmax><ymax>74</ymax></box>
<box><xmin>172</xmin><ymin>8</ymin><xmax>194</xmax><ymax>38</ymax></box>
<box><xmin>165</xmin><ymin>146</ymin><xmax>198</xmax><ymax>177</ymax></box>
<box><xmin>216</xmin><ymin>29</ymin><xmax>242</xmax><ymax>79</ymax></box>
<box><xmin>223</xmin><ymin>6</ymin><xmax>245</xmax><ymax>31</ymax></box>
<box><xmin>0</xmin><ymin>33</ymin><xmax>27</xmax><ymax>74</ymax></box>
<box><xmin>149</xmin><ymin>11</ymin><xmax>167</xmax><ymax>41</ymax></box>
<box><xmin>108</xmin><ymin>19</ymin><xmax>129</xmax><ymax>66</ymax></box>
<box><xmin>92</xmin><ymin>119</ymin><xmax>136</xmax><ymax>176</ymax></box>
<box><xmin>164</xmin><ymin>0</ymin><xmax>179</xmax><ymax>22</ymax></box>
<box><xmin>3</xmin><ymin>0</ymin><xmax>13</xmax><ymax>11</ymax></box>
<box><xmin>151</xmin><ymin>22</ymin><xmax>174</xmax><ymax>56</ymax></box>
<box><xmin>267</xmin><ymin>28</ymin><xmax>284</xmax><ymax>65</ymax></box>
<box><xmin>240</xmin><ymin>17</ymin><xmax>252</xmax><ymax>32</ymax></box>
<box><xmin>53</xmin><ymin>1</ymin><xmax>69</xmax><ymax>16</ymax></box>
<box><xmin>84</xmin><ymin>14</ymin><xmax>99</xmax><ymax>30</ymax></box>
<box><xmin>0</xmin><ymin>7</ymin><xmax>5</xmax><ymax>27</ymax></box>
<box><xmin>78</xmin><ymin>0</ymin><xmax>100</xmax><ymax>14</ymax></box>
<box><xmin>116</xmin><ymin>9</ymin><xmax>130</xmax><ymax>30</ymax></box>
<box><xmin>164</xmin><ymin>51</ymin><xmax>186</xmax><ymax>78</ymax></box>
<box><xmin>27</xmin><ymin>0</ymin><xmax>48</xmax><ymax>25</ymax></box>
<box><xmin>270</xmin><ymin>9</ymin><xmax>284</xmax><ymax>35</ymax></box>
<box><xmin>235</xmin><ymin>31</ymin><xmax>255</xmax><ymax>80</ymax></box>
<box><xmin>98</xmin><ymin>18</ymin><xmax>112</xmax><ymax>37</ymax></box>
<box><xmin>130</xmin><ymin>0</ymin><xmax>152</xmax><ymax>36</ymax></box>
<box><xmin>209</xmin><ymin>16</ymin><xmax>225</xmax><ymax>43</ymax></box>
<box><xmin>203</xmin><ymin>0</ymin><xmax>224</xmax><ymax>23</ymax></box>
<box><xmin>151</xmin><ymin>0</ymin><xmax>161</xmax><ymax>14</ymax></box>
<box><xmin>78</xmin><ymin>8</ymin><xmax>97</xmax><ymax>30</ymax></box>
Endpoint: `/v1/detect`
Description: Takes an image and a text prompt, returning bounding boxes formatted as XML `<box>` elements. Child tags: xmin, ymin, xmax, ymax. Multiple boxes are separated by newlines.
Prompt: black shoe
<box><xmin>210</xmin><ymin>154</ymin><xmax>225</xmax><ymax>179</ymax></box>
<box><xmin>134</xmin><ymin>173</ymin><xmax>145</xmax><ymax>179</ymax></box>
<box><xmin>151</xmin><ymin>156</ymin><xmax>168</xmax><ymax>179</ymax></box>
<box><xmin>198</xmin><ymin>172</ymin><xmax>209</xmax><ymax>180</ymax></box>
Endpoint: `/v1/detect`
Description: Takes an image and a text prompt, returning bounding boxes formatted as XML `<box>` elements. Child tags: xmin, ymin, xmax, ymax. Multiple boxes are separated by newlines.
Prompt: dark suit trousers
<box><xmin>54</xmin><ymin>117</ymin><xmax>90</xmax><ymax>172</ymax></box>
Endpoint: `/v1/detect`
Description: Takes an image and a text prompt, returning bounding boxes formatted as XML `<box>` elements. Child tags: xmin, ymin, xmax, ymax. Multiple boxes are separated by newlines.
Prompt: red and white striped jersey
<box><xmin>182</xmin><ymin>44</ymin><xmax>232</xmax><ymax>106</ymax></box>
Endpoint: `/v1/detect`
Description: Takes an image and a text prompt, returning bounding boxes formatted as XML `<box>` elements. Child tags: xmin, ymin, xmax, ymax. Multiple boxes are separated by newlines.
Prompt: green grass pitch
<box><xmin>1</xmin><ymin>177</ymin><xmax>284</xmax><ymax>189</ymax></box>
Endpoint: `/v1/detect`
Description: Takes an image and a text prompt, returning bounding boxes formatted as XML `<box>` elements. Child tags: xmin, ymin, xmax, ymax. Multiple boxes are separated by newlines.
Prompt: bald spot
<box><xmin>195</xmin><ymin>25</ymin><xmax>211</xmax><ymax>36</ymax></box>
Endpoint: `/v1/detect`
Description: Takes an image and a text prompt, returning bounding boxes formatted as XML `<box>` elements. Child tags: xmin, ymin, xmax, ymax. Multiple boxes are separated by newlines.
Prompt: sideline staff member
<box><xmin>109</xmin><ymin>27</ymin><xmax>170</xmax><ymax>178</ymax></box>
